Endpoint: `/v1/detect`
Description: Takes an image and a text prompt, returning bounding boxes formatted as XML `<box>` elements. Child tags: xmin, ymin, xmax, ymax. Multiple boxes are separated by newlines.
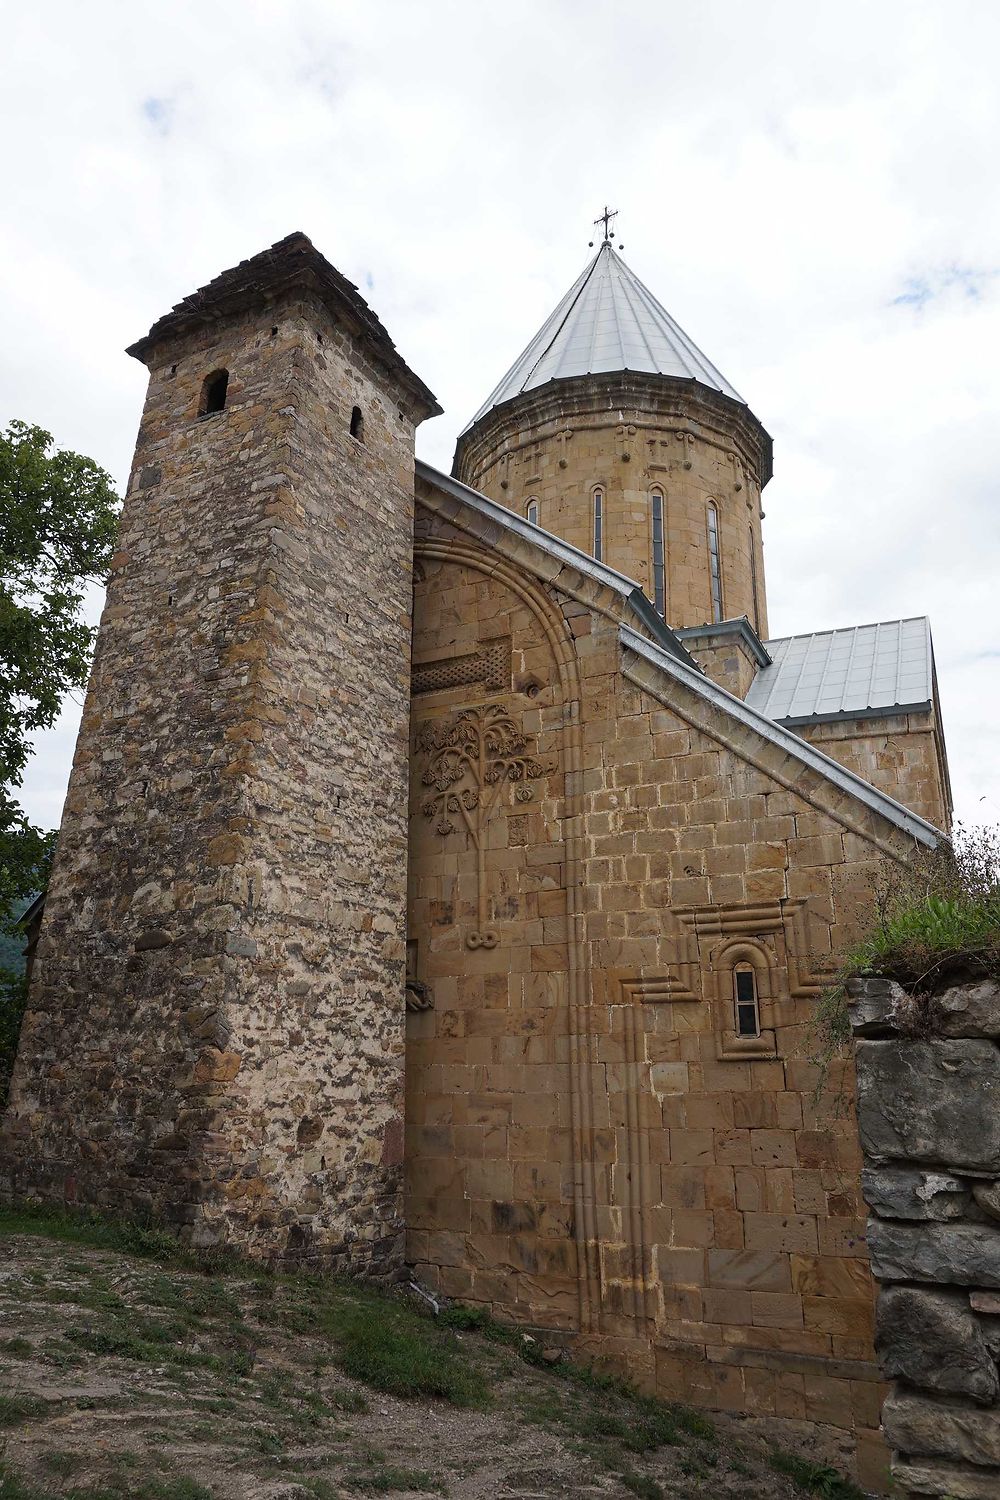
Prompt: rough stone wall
<box><xmin>453</xmin><ymin>375</ymin><xmax>769</xmax><ymax>636</ymax></box>
<box><xmin>849</xmin><ymin>976</ymin><xmax>1000</xmax><ymax>1499</ymax></box>
<box><xmin>796</xmin><ymin>711</ymin><xmax>951</xmax><ymax>831</ymax></box>
<box><xmin>2</xmin><ymin>278</ymin><xmax>422</xmax><ymax>1270</ymax></box>
<box><xmin>406</xmin><ymin>480</ymin><xmax>930</xmax><ymax>1489</ymax></box>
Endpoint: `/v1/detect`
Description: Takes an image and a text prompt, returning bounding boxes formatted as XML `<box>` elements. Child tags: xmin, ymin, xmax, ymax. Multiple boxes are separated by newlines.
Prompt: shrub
<box><xmin>811</xmin><ymin>823</ymin><xmax>1000</xmax><ymax>1084</ymax></box>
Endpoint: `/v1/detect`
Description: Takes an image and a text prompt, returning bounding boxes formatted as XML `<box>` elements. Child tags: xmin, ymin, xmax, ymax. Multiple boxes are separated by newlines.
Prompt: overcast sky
<box><xmin>3</xmin><ymin>1</ymin><xmax>998</xmax><ymax>832</ymax></box>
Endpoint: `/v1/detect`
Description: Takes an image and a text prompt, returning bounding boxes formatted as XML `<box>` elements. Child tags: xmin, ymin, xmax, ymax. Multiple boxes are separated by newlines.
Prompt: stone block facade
<box><xmin>796</xmin><ymin>712</ymin><xmax>951</xmax><ymax>832</ymax></box>
<box><xmin>1</xmin><ymin>236</ymin><xmax>439</xmax><ymax>1269</ymax></box>
<box><xmin>850</xmin><ymin>977</ymin><xmax>1000</xmax><ymax>1498</ymax></box>
<box><xmin>453</xmin><ymin>373</ymin><xmax>771</xmax><ymax>638</ymax></box>
<box><xmin>403</xmin><ymin>473</ymin><xmax>939</xmax><ymax>1488</ymax></box>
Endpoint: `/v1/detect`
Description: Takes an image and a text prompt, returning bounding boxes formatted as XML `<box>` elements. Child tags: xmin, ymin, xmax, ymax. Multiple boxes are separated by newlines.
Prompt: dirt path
<box><xmin>0</xmin><ymin>1228</ymin><xmax>859</xmax><ymax>1500</ymax></box>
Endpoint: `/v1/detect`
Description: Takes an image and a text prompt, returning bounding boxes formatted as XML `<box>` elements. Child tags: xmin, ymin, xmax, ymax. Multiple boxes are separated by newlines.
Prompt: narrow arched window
<box><xmin>706</xmin><ymin>501</ymin><xmax>723</xmax><ymax>622</ymax></box>
<box><xmin>525</xmin><ymin>498</ymin><xmax>539</xmax><ymax>526</ymax></box>
<box><xmin>350</xmin><ymin>405</ymin><xmax>364</xmax><ymax>443</ymax></box>
<box><xmin>199</xmin><ymin>369</ymin><xmax>229</xmax><ymax>416</ymax></box>
<box><xmin>733</xmin><ymin>964</ymin><xmax>760</xmax><ymax>1038</ymax></box>
<box><xmin>749</xmin><ymin>526</ymin><xmax>760</xmax><ymax>635</ymax></box>
<box><xmin>650</xmin><ymin>489</ymin><xmax>665</xmax><ymax>617</ymax></box>
<box><xmin>592</xmin><ymin>487</ymin><xmax>604</xmax><ymax>562</ymax></box>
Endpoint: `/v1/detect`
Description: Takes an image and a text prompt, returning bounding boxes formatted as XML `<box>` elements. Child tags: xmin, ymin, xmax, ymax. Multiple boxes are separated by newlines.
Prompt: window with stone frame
<box><xmin>525</xmin><ymin>497</ymin><xmax>539</xmax><ymax>526</ymax></box>
<box><xmin>706</xmin><ymin>500</ymin><xmax>723</xmax><ymax>621</ymax></box>
<box><xmin>650</xmin><ymin>488</ymin><xmax>665</xmax><ymax>617</ymax></box>
<box><xmin>593</xmin><ymin>486</ymin><xmax>604</xmax><ymax>561</ymax></box>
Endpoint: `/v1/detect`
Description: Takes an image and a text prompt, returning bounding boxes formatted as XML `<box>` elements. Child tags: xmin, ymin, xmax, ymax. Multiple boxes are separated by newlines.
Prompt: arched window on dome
<box><xmin>749</xmin><ymin>525</ymin><xmax>760</xmax><ymax>635</ymax></box>
<box><xmin>592</xmin><ymin>486</ymin><xmax>604</xmax><ymax>562</ymax></box>
<box><xmin>525</xmin><ymin>498</ymin><xmax>539</xmax><ymax>527</ymax></box>
<box><xmin>706</xmin><ymin>501</ymin><xmax>723</xmax><ymax>622</ymax></box>
<box><xmin>650</xmin><ymin>488</ymin><xmax>665</xmax><ymax>617</ymax></box>
<box><xmin>733</xmin><ymin>963</ymin><xmax>761</xmax><ymax>1039</ymax></box>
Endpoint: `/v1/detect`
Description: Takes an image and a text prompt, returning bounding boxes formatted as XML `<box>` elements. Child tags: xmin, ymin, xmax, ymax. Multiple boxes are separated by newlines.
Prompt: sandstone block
<box><xmin>875</xmin><ymin>1286</ymin><xmax>999</xmax><ymax>1404</ymax></box>
<box><xmin>883</xmin><ymin>1390</ymin><xmax>1000</xmax><ymax>1469</ymax></box>
<box><xmin>855</xmin><ymin>1039</ymin><xmax>1000</xmax><ymax>1172</ymax></box>
<box><xmin>869</xmin><ymin>1220</ymin><xmax>1000</xmax><ymax>1289</ymax></box>
<box><xmin>861</xmin><ymin>1167</ymin><xmax>971</xmax><ymax>1221</ymax></box>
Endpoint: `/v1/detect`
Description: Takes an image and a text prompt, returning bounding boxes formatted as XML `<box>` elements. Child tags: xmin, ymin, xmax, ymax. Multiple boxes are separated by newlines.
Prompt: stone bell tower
<box><xmin>453</xmin><ymin>227</ymin><xmax>773</xmax><ymax>649</ymax></box>
<box><xmin>1</xmin><ymin>234</ymin><xmax>440</xmax><ymax>1267</ymax></box>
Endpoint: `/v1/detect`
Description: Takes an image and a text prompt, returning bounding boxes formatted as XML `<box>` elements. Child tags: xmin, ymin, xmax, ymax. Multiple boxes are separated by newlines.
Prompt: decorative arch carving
<box><xmin>410</xmin><ymin>534</ymin><xmax>601</xmax><ymax>1333</ymax></box>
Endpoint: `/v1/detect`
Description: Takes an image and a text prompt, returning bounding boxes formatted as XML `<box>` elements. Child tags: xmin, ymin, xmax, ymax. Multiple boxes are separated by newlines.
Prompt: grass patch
<box><xmin>343</xmin><ymin>1464</ymin><xmax>441</xmax><ymax>1494</ymax></box>
<box><xmin>335</xmin><ymin>1302</ymin><xmax>487</xmax><ymax>1405</ymax></box>
<box><xmin>770</xmin><ymin>1449</ymin><xmax>866</xmax><ymax>1500</ymax></box>
<box><xmin>620</xmin><ymin>1475</ymin><xmax>664</xmax><ymax>1500</ymax></box>
<box><xmin>0</xmin><ymin>1335</ymin><xmax>33</xmax><ymax>1355</ymax></box>
<box><xmin>0</xmin><ymin>1463</ymin><xmax>214</xmax><ymax>1500</ymax></box>
<box><xmin>0</xmin><ymin>1392</ymin><xmax>49</xmax><ymax>1425</ymax></box>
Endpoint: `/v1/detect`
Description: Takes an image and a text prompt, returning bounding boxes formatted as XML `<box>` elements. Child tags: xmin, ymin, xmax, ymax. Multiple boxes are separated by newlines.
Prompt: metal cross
<box><xmin>594</xmin><ymin>205</ymin><xmax>618</xmax><ymax>242</ymax></box>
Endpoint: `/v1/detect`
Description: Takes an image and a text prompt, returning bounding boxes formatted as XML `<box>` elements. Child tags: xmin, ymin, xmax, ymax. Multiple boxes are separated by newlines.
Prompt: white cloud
<box><xmin>4</xmin><ymin>0</ymin><xmax>998</xmax><ymax>830</ymax></box>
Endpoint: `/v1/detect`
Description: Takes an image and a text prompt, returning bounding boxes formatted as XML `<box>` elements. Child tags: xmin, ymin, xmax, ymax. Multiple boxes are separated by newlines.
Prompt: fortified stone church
<box><xmin>2</xmin><ymin>225</ymin><xmax>952</xmax><ymax>1484</ymax></box>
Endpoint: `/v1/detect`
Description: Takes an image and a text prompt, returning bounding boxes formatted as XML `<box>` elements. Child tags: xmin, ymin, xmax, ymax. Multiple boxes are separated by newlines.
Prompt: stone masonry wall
<box><xmin>849</xmin><ymin>976</ymin><xmax>1000</xmax><ymax>1498</ymax></box>
<box><xmin>453</xmin><ymin>375</ymin><xmax>770</xmax><ymax>636</ymax></box>
<box><xmin>2</xmin><ymin>264</ymin><xmax>425</xmax><ymax>1271</ymax></box>
<box><xmin>797</xmin><ymin>712</ymin><xmax>951</xmax><ymax>832</ymax></box>
<box><xmin>406</xmin><ymin>477</ymin><xmax>934</xmax><ymax>1489</ymax></box>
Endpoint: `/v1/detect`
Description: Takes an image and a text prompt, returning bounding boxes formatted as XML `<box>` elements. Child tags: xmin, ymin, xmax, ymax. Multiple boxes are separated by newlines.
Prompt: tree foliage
<box><xmin>0</xmin><ymin>418</ymin><xmax>119</xmax><ymax>1060</ymax></box>
<box><xmin>0</xmin><ymin>419</ymin><xmax>119</xmax><ymax>796</ymax></box>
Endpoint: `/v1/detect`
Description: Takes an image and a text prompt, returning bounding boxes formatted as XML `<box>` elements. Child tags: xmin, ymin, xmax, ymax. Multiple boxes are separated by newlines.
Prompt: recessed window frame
<box><xmin>706</xmin><ymin>500</ymin><xmax>723</xmax><ymax>623</ymax></box>
<box><xmin>650</xmin><ymin>487</ymin><xmax>666</xmax><ymax>618</ymax></box>
<box><xmin>592</xmin><ymin>485</ymin><xmax>604</xmax><ymax>562</ymax></box>
<box><xmin>525</xmin><ymin>497</ymin><xmax>539</xmax><ymax>526</ymax></box>
<box><xmin>350</xmin><ymin>405</ymin><xmax>365</xmax><ymax>443</ymax></box>
<box><xmin>199</xmin><ymin>369</ymin><xmax>229</xmax><ymax>417</ymax></box>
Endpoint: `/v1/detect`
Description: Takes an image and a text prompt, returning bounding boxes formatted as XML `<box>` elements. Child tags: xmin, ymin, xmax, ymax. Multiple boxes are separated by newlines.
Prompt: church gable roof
<box><xmin>745</xmin><ymin>617</ymin><xmax>935</xmax><ymax>726</ymax></box>
<box><xmin>462</xmin><ymin>241</ymin><xmax>745</xmax><ymax>434</ymax></box>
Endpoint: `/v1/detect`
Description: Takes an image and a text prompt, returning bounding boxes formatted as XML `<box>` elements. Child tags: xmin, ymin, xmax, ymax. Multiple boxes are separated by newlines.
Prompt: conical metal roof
<box><xmin>462</xmin><ymin>241</ymin><xmax>745</xmax><ymax>433</ymax></box>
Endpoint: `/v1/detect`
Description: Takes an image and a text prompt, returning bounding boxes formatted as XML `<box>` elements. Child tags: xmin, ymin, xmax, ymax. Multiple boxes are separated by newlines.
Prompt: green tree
<box><xmin>0</xmin><ymin>419</ymin><xmax>119</xmax><ymax>1091</ymax></box>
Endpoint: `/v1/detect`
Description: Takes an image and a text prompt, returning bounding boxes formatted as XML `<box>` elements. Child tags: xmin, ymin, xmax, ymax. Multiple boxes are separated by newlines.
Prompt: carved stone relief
<box><xmin>415</xmin><ymin>703</ymin><xmax>552</xmax><ymax>949</ymax></box>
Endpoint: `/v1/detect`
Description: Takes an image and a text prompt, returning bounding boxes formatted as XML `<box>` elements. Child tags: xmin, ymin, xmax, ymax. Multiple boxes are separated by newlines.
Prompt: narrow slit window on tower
<box><xmin>199</xmin><ymin>369</ymin><xmax>229</xmax><ymax>416</ymax></box>
<box><xmin>350</xmin><ymin>405</ymin><xmax>365</xmax><ymax>443</ymax></box>
<box><xmin>749</xmin><ymin>525</ymin><xmax>761</xmax><ymax>635</ymax></box>
<box><xmin>707</xmin><ymin>500</ymin><xmax>723</xmax><ymax>622</ymax></box>
<box><xmin>525</xmin><ymin>498</ymin><xmax>539</xmax><ymax>526</ymax></box>
<box><xmin>734</xmin><ymin>965</ymin><xmax>761</xmax><ymax>1038</ymax></box>
<box><xmin>650</xmin><ymin>488</ymin><xmax>665</xmax><ymax>617</ymax></box>
<box><xmin>593</xmin><ymin>486</ymin><xmax>604</xmax><ymax>562</ymax></box>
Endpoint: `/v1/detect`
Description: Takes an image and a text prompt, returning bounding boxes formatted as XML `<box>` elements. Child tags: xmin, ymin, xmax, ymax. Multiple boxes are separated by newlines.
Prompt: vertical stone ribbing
<box><xmin>0</xmin><ymin>237</ymin><xmax>438</xmax><ymax>1270</ymax></box>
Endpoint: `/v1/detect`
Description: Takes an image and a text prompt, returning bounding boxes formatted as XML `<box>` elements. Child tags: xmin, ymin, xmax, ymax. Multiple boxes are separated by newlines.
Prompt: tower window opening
<box><xmin>650</xmin><ymin>489</ymin><xmax>665</xmax><ymax>617</ymax></box>
<box><xmin>749</xmin><ymin>525</ymin><xmax>760</xmax><ymax>634</ymax></box>
<box><xmin>350</xmin><ymin>406</ymin><xmax>365</xmax><ymax>443</ymax></box>
<box><xmin>593</xmin><ymin>486</ymin><xmax>604</xmax><ymax>562</ymax></box>
<box><xmin>707</xmin><ymin>501</ymin><xmax>723</xmax><ymax>622</ymax></box>
<box><xmin>525</xmin><ymin>498</ymin><xmax>539</xmax><ymax>526</ymax></box>
<box><xmin>734</xmin><ymin>965</ymin><xmax>760</xmax><ymax>1038</ymax></box>
<box><xmin>199</xmin><ymin>369</ymin><xmax>229</xmax><ymax>416</ymax></box>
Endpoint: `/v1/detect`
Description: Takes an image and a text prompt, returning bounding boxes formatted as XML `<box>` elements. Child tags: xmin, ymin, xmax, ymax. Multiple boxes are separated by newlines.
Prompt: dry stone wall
<box><xmin>850</xmin><ymin>976</ymin><xmax>1000</xmax><ymax>1498</ymax></box>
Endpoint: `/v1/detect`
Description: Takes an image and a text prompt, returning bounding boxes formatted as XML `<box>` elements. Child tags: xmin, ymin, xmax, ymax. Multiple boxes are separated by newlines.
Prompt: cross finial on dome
<box><xmin>592</xmin><ymin>205</ymin><xmax>618</xmax><ymax>244</ymax></box>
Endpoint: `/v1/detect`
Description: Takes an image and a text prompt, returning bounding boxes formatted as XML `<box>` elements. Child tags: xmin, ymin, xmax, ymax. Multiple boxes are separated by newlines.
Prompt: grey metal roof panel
<box><xmin>745</xmin><ymin>618</ymin><xmax>934</xmax><ymax>725</ymax></box>
<box><xmin>461</xmin><ymin>242</ymin><xmax>745</xmax><ymax>433</ymax></box>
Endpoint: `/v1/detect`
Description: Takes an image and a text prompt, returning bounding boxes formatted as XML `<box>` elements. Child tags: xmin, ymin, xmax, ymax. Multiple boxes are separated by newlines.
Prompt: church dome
<box><xmin>460</xmin><ymin>239</ymin><xmax>746</xmax><ymax>436</ymax></box>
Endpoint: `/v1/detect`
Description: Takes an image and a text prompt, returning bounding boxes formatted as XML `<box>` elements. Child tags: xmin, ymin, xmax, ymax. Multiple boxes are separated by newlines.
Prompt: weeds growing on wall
<box><xmin>810</xmin><ymin>823</ymin><xmax>1000</xmax><ymax>1087</ymax></box>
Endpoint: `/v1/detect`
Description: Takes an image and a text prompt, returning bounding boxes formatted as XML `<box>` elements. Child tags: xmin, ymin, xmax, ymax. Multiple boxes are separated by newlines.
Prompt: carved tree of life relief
<box><xmin>415</xmin><ymin>703</ymin><xmax>553</xmax><ymax>949</ymax></box>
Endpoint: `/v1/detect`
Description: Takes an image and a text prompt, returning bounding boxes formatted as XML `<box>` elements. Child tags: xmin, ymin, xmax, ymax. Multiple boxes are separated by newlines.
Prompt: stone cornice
<box><xmin>454</xmin><ymin>370</ymin><xmax>773</xmax><ymax>489</ymax></box>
